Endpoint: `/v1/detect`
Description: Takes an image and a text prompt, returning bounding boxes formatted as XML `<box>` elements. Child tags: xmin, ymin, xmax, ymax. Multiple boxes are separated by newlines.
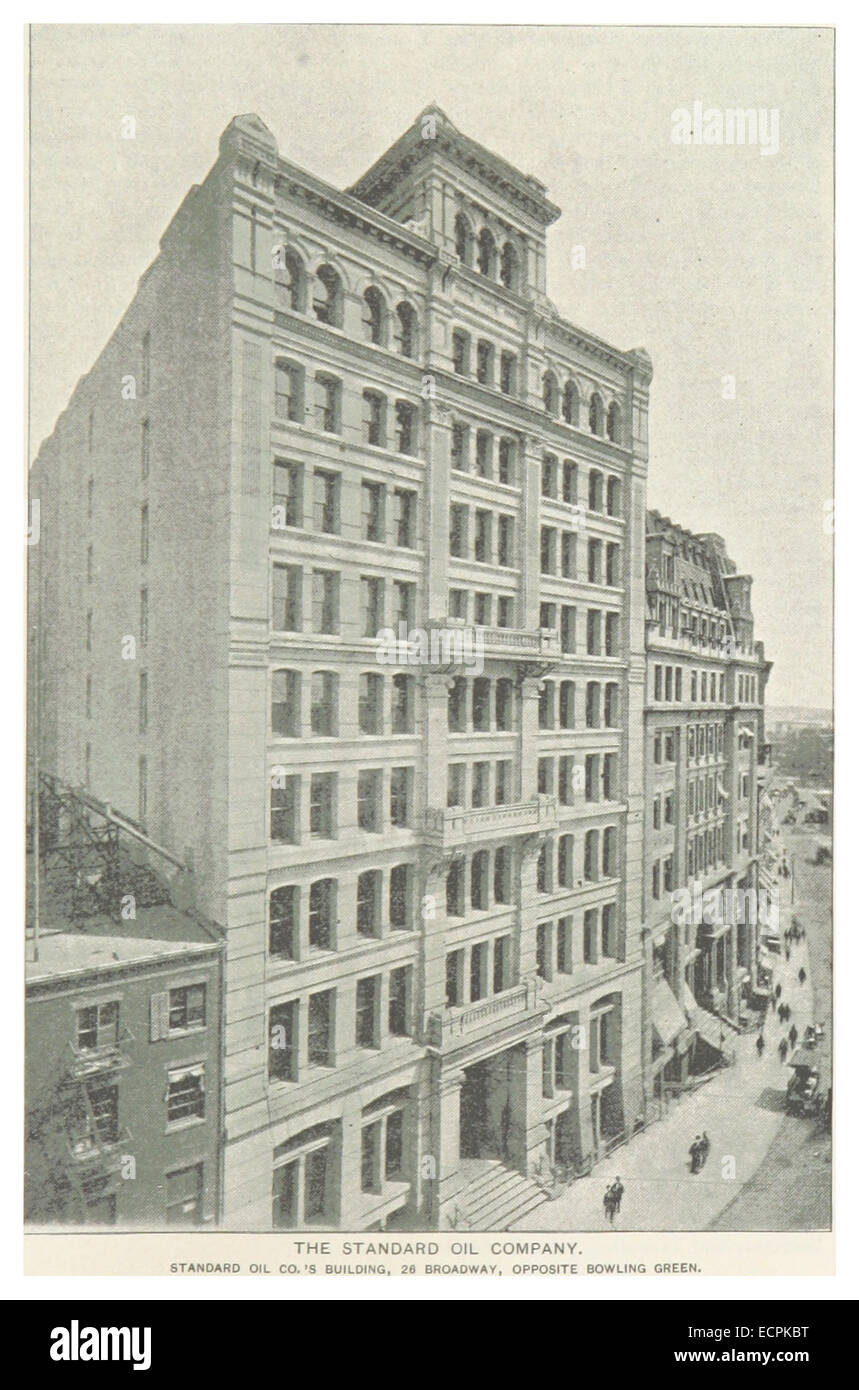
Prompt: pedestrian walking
<box><xmin>611</xmin><ymin>1176</ymin><xmax>624</xmax><ymax>1218</ymax></box>
<box><xmin>783</xmin><ymin>1003</ymin><xmax>791</xmax><ymax>1023</ymax></box>
<box><xmin>789</xmin><ymin>1023</ymin><xmax>798</xmax><ymax>1049</ymax></box>
<box><xmin>785</xmin><ymin>945</ymin><xmax>791</xmax><ymax>962</ymax></box>
<box><xmin>756</xmin><ymin>1032</ymin><xmax>765</xmax><ymax>1057</ymax></box>
<box><xmin>603</xmin><ymin>1185</ymin><xmax>614</xmax><ymax>1224</ymax></box>
<box><xmin>778</xmin><ymin>1037</ymin><xmax>789</xmax><ymax>1064</ymax></box>
<box><xmin>770</xmin><ymin>993</ymin><xmax>777</xmax><ymax>1012</ymax></box>
<box><xmin>775</xmin><ymin>983</ymin><xmax>782</xmax><ymax>1000</ymax></box>
<box><xmin>689</xmin><ymin>1135</ymin><xmax>702</xmax><ymax>1173</ymax></box>
<box><xmin>798</xmin><ymin>967</ymin><xmax>807</xmax><ymax>986</ymax></box>
<box><xmin>699</xmin><ymin>1131</ymin><xmax>711</xmax><ymax>1168</ymax></box>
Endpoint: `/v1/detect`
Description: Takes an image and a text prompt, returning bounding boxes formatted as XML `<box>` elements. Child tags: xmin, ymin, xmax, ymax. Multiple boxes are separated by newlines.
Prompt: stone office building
<box><xmin>30</xmin><ymin>107</ymin><xmax>652</xmax><ymax>1229</ymax></box>
<box><xmin>641</xmin><ymin>511</ymin><xmax>771</xmax><ymax>1100</ymax></box>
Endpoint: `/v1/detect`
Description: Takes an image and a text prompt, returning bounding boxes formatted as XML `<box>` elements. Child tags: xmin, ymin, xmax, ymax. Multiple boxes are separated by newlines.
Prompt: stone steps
<box><xmin>458</xmin><ymin>1161</ymin><xmax>548</xmax><ymax>1230</ymax></box>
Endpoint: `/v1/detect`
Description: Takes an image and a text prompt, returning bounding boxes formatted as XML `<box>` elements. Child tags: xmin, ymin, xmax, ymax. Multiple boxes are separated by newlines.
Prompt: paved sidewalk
<box><xmin>512</xmin><ymin>919</ymin><xmax>818</xmax><ymax>1232</ymax></box>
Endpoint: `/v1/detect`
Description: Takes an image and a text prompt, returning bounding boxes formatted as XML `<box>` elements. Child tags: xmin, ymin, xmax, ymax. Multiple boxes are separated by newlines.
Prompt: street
<box><xmin>512</xmin><ymin>809</ymin><xmax>832</xmax><ymax>1233</ymax></box>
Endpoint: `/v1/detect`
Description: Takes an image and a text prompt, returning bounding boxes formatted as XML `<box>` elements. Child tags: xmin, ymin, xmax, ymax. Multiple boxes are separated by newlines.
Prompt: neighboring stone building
<box><xmin>30</xmin><ymin>105</ymin><xmax>653</xmax><ymax>1229</ymax></box>
<box><xmin>641</xmin><ymin>512</ymin><xmax>771</xmax><ymax>1100</ymax></box>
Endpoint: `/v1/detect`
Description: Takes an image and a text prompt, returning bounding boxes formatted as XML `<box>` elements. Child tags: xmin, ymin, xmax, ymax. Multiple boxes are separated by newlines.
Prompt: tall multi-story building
<box><xmin>30</xmin><ymin>107</ymin><xmax>653</xmax><ymax>1230</ymax></box>
<box><xmin>641</xmin><ymin>512</ymin><xmax>771</xmax><ymax>1100</ymax></box>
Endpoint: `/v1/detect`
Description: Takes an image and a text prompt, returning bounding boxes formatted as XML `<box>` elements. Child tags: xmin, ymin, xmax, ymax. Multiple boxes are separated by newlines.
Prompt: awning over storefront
<box><xmin>652</xmin><ymin>977</ymin><xmax>686</xmax><ymax>1047</ymax></box>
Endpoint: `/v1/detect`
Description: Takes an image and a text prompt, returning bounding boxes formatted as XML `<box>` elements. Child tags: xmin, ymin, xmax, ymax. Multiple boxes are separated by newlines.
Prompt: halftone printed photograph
<box><xmin>25</xmin><ymin>23</ymin><xmax>833</xmax><ymax>1277</ymax></box>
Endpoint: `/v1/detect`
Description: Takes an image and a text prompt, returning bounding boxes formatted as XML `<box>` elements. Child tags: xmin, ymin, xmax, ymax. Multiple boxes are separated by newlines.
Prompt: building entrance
<box><xmin>459</xmin><ymin>1053</ymin><xmax>516</xmax><ymax>1161</ymax></box>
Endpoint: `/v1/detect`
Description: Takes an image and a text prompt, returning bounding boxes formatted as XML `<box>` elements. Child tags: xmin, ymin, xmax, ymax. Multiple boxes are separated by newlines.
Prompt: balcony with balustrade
<box><xmin>424</xmin><ymin>795</ymin><xmax>558</xmax><ymax>850</ymax></box>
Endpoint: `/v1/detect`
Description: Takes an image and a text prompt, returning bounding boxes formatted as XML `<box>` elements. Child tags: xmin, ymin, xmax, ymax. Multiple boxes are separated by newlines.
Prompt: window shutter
<box><xmin>150</xmin><ymin>991</ymin><xmax>169</xmax><ymax>1042</ymax></box>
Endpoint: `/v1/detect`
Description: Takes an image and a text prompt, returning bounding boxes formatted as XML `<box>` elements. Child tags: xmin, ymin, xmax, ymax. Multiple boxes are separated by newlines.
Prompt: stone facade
<box><xmin>31</xmin><ymin>106</ymin><xmax>656</xmax><ymax>1229</ymax></box>
<box><xmin>642</xmin><ymin>512</ymin><xmax>771</xmax><ymax>1101</ymax></box>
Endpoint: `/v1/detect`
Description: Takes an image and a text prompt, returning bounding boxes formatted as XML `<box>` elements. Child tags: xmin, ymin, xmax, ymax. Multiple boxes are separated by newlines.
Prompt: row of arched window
<box><xmin>453</xmin><ymin>214</ymin><xmax>520</xmax><ymax>292</ymax></box>
<box><xmin>274</xmin><ymin>249</ymin><xmax>419</xmax><ymax>358</ymax></box>
<box><xmin>542</xmin><ymin>372</ymin><xmax>623</xmax><ymax>442</ymax></box>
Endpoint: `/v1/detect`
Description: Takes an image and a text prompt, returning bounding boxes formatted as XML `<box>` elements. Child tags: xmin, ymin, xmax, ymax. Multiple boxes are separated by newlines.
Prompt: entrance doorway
<box><xmin>459</xmin><ymin>1053</ymin><xmax>516</xmax><ymax>1161</ymax></box>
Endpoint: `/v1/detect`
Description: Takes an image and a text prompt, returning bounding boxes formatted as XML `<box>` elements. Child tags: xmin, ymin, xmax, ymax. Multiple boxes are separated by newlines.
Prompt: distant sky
<box><xmin>29</xmin><ymin>24</ymin><xmax>833</xmax><ymax>707</ymax></box>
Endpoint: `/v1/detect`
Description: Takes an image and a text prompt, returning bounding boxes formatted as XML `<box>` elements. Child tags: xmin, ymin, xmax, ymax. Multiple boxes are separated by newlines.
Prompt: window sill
<box><xmin>165</xmin><ymin>1115</ymin><xmax>207</xmax><ymax>1135</ymax></box>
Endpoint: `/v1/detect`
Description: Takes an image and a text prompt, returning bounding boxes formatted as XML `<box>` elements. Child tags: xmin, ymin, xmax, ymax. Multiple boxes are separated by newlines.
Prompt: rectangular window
<box><xmin>275</xmin><ymin>360</ymin><xmax>304</xmax><ymax>422</ymax></box>
<box><xmin>389</xmin><ymin>967</ymin><xmax>411</xmax><ymax>1036</ymax></box>
<box><xmin>313</xmin><ymin>469</ymin><xmax>340</xmax><ymax>534</ymax></box>
<box><xmin>357</xmin><ymin>769</ymin><xmax>382</xmax><ymax>832</ymax></box>
<box><xmin>311</xmin><ymin>570</ymin><xmax>339</xmax><ymax>634</ymax></box>
<box><xmin>269</xmin><ymin>885</ymin><xmax>298</xmax><ymax>959</ymax></box>
<box><xmin>166</xmin><ymin>1066</ymin><xmax>205</xmax><ymax>1124</ymax></box>
<box><xmin>271</xmin><ymin>776</ymin><xmax>299</xmax><ymax>844</ymax></box>
<box><xmin>560</xmin><ymin>606</ymin><xmax>576</xmax><ymax>654</ymax></box>
<box><xmin>561</xmin><ymin>531</ymin><xmax>576</xmax><ymax>579</ymax></box>
<box><xmin>362</xmin><ymin>391</ymin><xmax>385</xmax><ymax>447</ymax></box>
<box><xmin>359</xmin><ymin>672</ymin><xmax>384</xmax><ymax>735</ymax></box>
<box><xmin>309</xmin><ymin>879</ymin><xmax>335</xmax><ymax>950</ymax></box>
<box><xmin>494</xmin><ymin>847</ymin><xmax>512</xmax><ymax>904</ymax></box>
<box><xmin>307</xmin><ymin>990</ymin><xmax>334</xmax><ymax>1067</ymax></box>
<box><xmin>273</xmin><ymin>460</ymin><xmax>303</xmax><ymax>528</ymax></box>
<box><xmin>389</xmin><ymin>863</ymin><xmax>412</xmax><ymax>929</ymax></box>
<box><xmin>362</xmin><ymin>576</ymin><xmax>384</xmax><ymax>637</ymax></box>
<box><xmin>166</xmin><ymin>1163</ymin><xmax>203</xmax><ymax>1226</ymax></box>
<box><xmin>76</xmin><ymin>1001</ymin><xmax>119</xmax><ymax>1053</ymax></box>
<box><xmin>357</xmin><ymin>869</ymin><xmax>382</xmax><ymax>937</ymax></box>
<box><xmin>498</xmin><ymin>436</ymin><xmax>515</xmax><ymax>484</ymax></box>
<box><xmin>394</xmin><ymin>488</ymin><xmax>417</xmax><ymax>548</ymax></box>
<box><xmin>452</xmin><ymin>330</ymin><xmax>469</xmax><ymax>376</ymax></box>
<box><xmin>362</xmin><ymin>480</ymin><xmax>385</xmax><ymax>543</ymax></box>
<box><xmin>394</xmin><ymin>580</ymin><xmax>415</xmax><ymax>629</ymax></box>
<box><xmin>309</xmin><ymin>772</ymin><xmax>336</xmax><ymax>838</ymax></box>
<box><xmin>497</xmin><ymin>515</ymin><xmax>514</xmax><ymax>567</ymax></box>
<box><xmin>390</xmin><ymin>767</ymin><xmax>412</xmax><ymax>827</ymax></box>
<box><xmin>447</xmin><ymin>763</ymin><xmax>466</xmax><ymax>808</ymax></box>
<box><xmin>451</xmin><ymin>422</ymin><xmax>468</xmax><ymax>472</ymax></box>
<box><xmin>310</xmin><ymin>671</ymin><xmax>337</xmax><ymax>736</ymax></box>
<box><xmin>540</xmin><ymin>526</ymin><xmax>557</xmax><ymax>575</ymax></box>
<box><xmin>167</xmin><ymin>984</ymin><xmax>206</xmax><ymax>1033</ymax></box>
<box><xmin>273</xmin><ymin>564</ymin><xmax>302</xmax><ymax>631</ymax></box>
<box><xmin>500</xmin><ymin>351</ymin><xmax>516</xmax><ymax>394</ymax></box>
<box><xmin>560</xmin><ymin>458</ymin><xmax>578</xmax><ymax>504</ymax></box>
<box><xmin>476</xmin><ymin>340</ymin><xmax>493</xmax><ymax>386</ymax></box>
<box><xmin>392</xmin><ymin>674</ymin><xmax>414</xmax><ymax>733</ymax></box>
<box><xmin>475</xmin><ymin>429</ymin><xmax>493</xmax><ymax>477</ymax></box>
<box><xmin>356</xmin><ymin>977</ymin><xmax>380</xmax><ymax>1049</ymax></box>
<box><xmin>395</xmin><ymin>401</ymin><xmax>416</xmax><ymax>455</ymax></box>
<box><xmin>474</xmin><ymin>510</ymin><xmax>492</xmax><ymax>564</ymax></box>
<box><xmin>315</xmin><ymin>374</ymin><xmax>340</xmax><ymax>433</ymax></box>
<box><xmin>449</xmin><ymin>504</ymin><xmax>468</xmax><ymax>558</ymax></box>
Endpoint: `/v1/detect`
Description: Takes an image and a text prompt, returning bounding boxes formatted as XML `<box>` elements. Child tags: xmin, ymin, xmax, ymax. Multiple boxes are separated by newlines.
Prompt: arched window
<box><xmin>607</xmin><ymin>400</ymin><xmax>622</xmax><ymax>443</ymax></box>
<box><xmin>313</xmin><ymin>264</ymin><xmax>342</xmax><ymax>327</ymax></box>
<box><xmin>543</xmin><ymin>371</ymin><xmax>559</xmax><ymax>417</ymax></box>
<box><xmin>477</xmin><ymin>228</ymin><xmax>497</xmax><ymax>278</ymax></box>
<box><xmin>275</xmin><ymin>247</ymin><xmax>305</xmax><ymax>313</ymax></box>
<box><xmin>500</xmin><ymin>242</ymin><xmax>519</xmax><ymax>291</ymax></box>
<box><xmin>589</xmin><ymin>392</ymin><xmax>605</xmax><ymax>436</ymax></box>
<box><xmin>454</xmin><ymin>213</ymin><xmax>472</xmax><ymax>265</ymax></box>
<box><xmin>394</xmin><ymin>301</ymin><xmax>417</xmax><ymax>358</ymax></box>
<box><xmin>562</xmin><ymin>380</ymin><xmax>579</xmax><ymax>426</ymax></box>
<box><xmin>361</xmin><ymin>286</ymin><xmax>386</xmax><ymax>345</ymax></box>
